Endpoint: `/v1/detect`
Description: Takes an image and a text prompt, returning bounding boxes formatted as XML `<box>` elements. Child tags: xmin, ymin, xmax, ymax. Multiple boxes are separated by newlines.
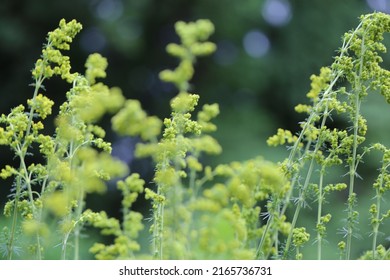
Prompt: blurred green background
<box><xmin>1</xmin><ymin>0</ymin><xmax>390</xmax><ymax>259</ymax></box>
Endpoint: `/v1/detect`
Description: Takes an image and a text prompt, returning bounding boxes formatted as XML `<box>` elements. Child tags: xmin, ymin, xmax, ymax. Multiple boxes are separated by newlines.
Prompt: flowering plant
<box><xmin>1</xmin><ymin>13</ymin><xmax>390</xmax><ymax>260</ymax></box>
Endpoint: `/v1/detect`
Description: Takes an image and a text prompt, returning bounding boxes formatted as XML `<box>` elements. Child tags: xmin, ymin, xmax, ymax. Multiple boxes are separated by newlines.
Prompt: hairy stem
<box><xmin>316</xmin><ymin>170</ymin><xmax>325</xmax><ymax>260</ymax></box>
<box><xmin>282</xmin><ymin>104</ymin><xmax>330</xmax><ymax>259</ymax></box>
<box><xmin>282</xmin><ymin>155</ymin><xmax>315</xmax><ymax>259</ymax></box>
<box><xmin>256</xmin><ymin>216</ymin><xmax>272</xmax><ymax>259</ymax></box>
<box><xmin>371</xmin><ymin>194</ymin><xmax>381</xmax><ymax>259</ymax></box>
<box><xmin>371</xmin><ymin>161</ymin><xmax>389</xmax><ymax>259</ymax></box>
<box><xmin>345</xmin><ymin>30</ymin><xmax>366</xmax><ymax>260</ymax></box>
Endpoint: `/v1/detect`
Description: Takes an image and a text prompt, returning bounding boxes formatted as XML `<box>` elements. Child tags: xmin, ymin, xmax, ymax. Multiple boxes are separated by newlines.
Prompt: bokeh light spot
<box><xmin>243</xmin><ymin>30</ymin><xmax>270</xmax><ymax>58</ymax></box>
<box><xmin>262</xmin><ymin>0</ymin><xmax>292</xmax><ymax>27</ymax></box>
<box><xmin>96</xmin><ymin>0</ymin><xmax>123</xmax><ymax>21</ymax></box>
<box><xmin>366</xmin><ymin>0</ymin><xmax>390</xmax><ymax>13</ymax></box>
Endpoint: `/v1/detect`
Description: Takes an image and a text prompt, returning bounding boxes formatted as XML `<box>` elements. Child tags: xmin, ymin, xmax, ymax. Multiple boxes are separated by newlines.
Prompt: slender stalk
<box><xmin>282</xmin><ymin>103</ymin><xmax>330</xmax><ymax>259</ymax></box>
<box><xmin>7</xmin><ymin>176</ymin><xmax>22</xmax><ymax>260</ymax></box>
<box><xmin>157</xmin><ymin>196</ymin><xmax>164</xmax><ymax>259</ymax></box>
<box><xmin>371</xmin><ymin>193</ymin><xmax>381</xmax><ymax>259</ymax></box>
<box><xmin>73</xmin><ymin>187</ymin><xmax>85</xmax><ymax>260</ymax></box>
<box><xmin>345</xmin><ymin>29</ymin><xmax>366</xmax><ymax>260</ymax></box>
<box><xmin>61</xmin><ymin>230</ymin><xmax>71</xmax><ymax>260</ymax></box>
<box><xmin>316</xmin><ymin>170</ymin><xmax>325</xmax><ymax>260</ymax></box>
<box><xmin>282</xmin><ymin>154</ymin><xmax>316</xmax><ymax>259</ymax></box>
<box><xmin>256</xmin><ymin>213</ymin><xmax>273</xmax><ymax>259</ymax></box>
<box><xmin>152</xmin><ymin>164</ymin><xmax>166</xmax><ymax>260</ymax></box>
<box><xmin>371</xmin><ymin>161</ymin><xmax>389</xmax><ymax>259</ymax></box>
<box><xmin>280</xmin><ymin>140</ymin><xmax>312</xmax><ymax>217</ymax></box>
<box><xmin>7</xmin><ymin>75</ymin><xmax>46</xmax><ymax>259</ymax></box>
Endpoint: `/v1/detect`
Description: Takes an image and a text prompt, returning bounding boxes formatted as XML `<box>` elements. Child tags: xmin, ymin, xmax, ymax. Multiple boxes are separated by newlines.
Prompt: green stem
<box><xmin>282</xmin><ymin>155</ymin><xmax>315</xmax><ymax>259</ymax></box>
<box><xmin>283</xmin><ymin>108</ymin><xmax>330</xmax><ymax>259</ymax></box>
<box><xmin>73</xmin><ymin>188</ymin><xmax>85</xmax><ymax>260</ymax></box>
<box><xmin>256</xmin><ymin>214</ymin><xmax>273</xmax><ymax>259</ymax></box>
<box><xmin>7</xmin><ymin>75</ymin><xmax>46</xmax><ymax>260</ymax></box>
<box><xmin>153</xmin><ymin>167</ymin><xmax>166</xmax><ymax>260</ymax></box>
<box><xmin>371</xmin><ymin>194</ymin><xmax>381</xmax><ymax>259</ymax></box>
<box><xmin>7</xmin><ymin>176</ymin><xmax>22</xmax><ymax>260</ymax></box>
<box><xmin>280</xmin><ymin>140</ymin><xmax>312</xmax><ymax>217</ymax></box>
<box><xmin>61</xmin><ymin>229</ymin><xmax>71</xmax><ymax>260</ymax></box>
<box><xmin>26</xmin><ymin>74</ymin><xmax>46</xmax><ymax>260</ymax></box>
<box><xmin>371</xmin><ymin>162</ymin><xmax>388</xmax><ymax>259</ymax></box>
<box><xmin>346</xmin><ymin>81</ymin><xmax>359</xmax><ymax>261</ymax></box>
<box><xmin>157</xmin><ymin>196</ymin><xmax>164</xmax><ymax>259</ymax></box>
<box><xmin>346</xmin><ymin>29</ymin><xmax>366</xmax><ymax>260</ymax></box>
<box><xmin>316</xmin><ymin>170</ymin><xmax>325</xmax><ymax>260</ymax></box>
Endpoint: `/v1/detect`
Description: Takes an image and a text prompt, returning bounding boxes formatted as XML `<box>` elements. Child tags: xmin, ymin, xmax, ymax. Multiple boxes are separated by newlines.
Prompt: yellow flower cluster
<box><xmin>32</xmin><ymin>19</ymin><xmax>82</xmax><ymax>82</ymax></box>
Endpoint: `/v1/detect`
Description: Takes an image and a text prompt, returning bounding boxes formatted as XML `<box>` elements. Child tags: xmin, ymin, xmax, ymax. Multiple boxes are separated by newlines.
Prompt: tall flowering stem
<box><xmin>268</xmin><ymin>12</ymin><xmax>390</xmax><ymax>259</ymax></box>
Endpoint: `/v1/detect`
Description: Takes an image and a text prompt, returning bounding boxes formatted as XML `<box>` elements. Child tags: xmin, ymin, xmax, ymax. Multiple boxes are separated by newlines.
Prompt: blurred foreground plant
<box><xmin>0</xmin><ymin>19</ymin><xmax>129</xmax><ymax>259</ymax></box>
